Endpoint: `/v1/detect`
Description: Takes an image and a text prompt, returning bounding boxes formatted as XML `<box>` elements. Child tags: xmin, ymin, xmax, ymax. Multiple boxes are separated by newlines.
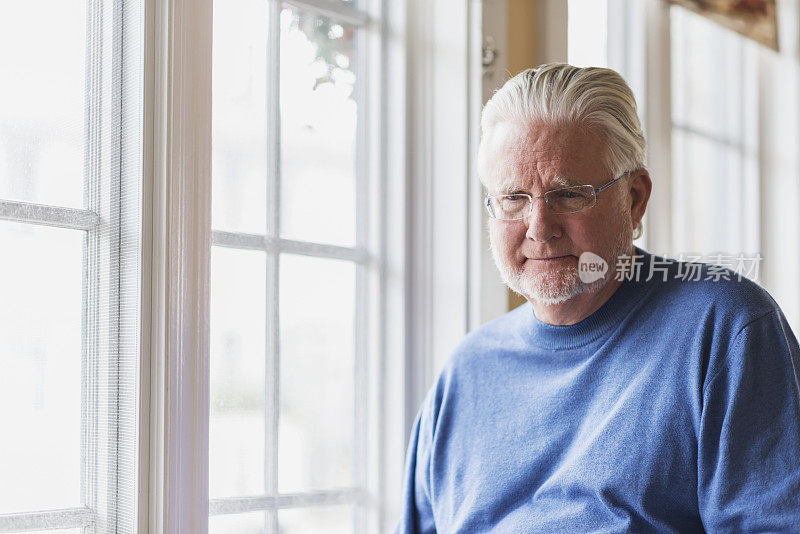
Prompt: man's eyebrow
<box><xmin>485</xmin><ymin>181</ymin><xmax>522</xmax><ymax>195</ymax></box>
<box><xmin>551</xmin><ymin>175</ymin><xmax>581</xmax><ymax>187</ymax></box>
<box><xmin>492</xmin><ymin>176</ymin><xmax>580</xmax><ymax>194</ymax></box>
<box><xmin>498</xmin><ymin>182</ymin><xmax>523</xmax><ymax>194</ymax></box>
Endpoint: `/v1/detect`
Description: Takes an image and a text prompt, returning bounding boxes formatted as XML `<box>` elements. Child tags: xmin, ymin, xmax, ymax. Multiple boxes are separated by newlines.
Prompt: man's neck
<box><xmin>530</xmin><ymin>276</ymin><xmax>624</xmax><ymax>326</ymax></box>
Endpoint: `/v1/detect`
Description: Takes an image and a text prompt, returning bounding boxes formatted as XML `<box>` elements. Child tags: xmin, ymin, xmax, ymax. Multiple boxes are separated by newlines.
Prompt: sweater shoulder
<box><xmin>651</xmin><ymin>254</ymin><xmax>779</xmax><ymax>328</ymax></box>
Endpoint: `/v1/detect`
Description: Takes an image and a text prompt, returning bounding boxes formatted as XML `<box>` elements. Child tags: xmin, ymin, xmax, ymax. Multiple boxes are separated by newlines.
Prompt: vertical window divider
<box><xmin>141</xmin><ymin>0</ymin><xmax>213</xmax><ymax>531</ymax></box>
<box><xmin>117</xmin><ymin>0</ymin><xmax>144</xmax><ymax>527</ymax></box>
<box><xmin>265</xmin><ymin>1</ymin><xmax>282</xmax><ymax>532</ymax></box>
<box><xmin>353</xmin><ymin>2</ymin><xmax>370</xmax><ymax>530</ymax></box>
<box><xmin>83</xmin><ymin>0</ymin><xmax>104</xmax><ymax>528</ymax></box>
<box><xmin>108</xmin><ymin>0</ymin><xmax>125</xmax><ymax>530</ymax></box>
<box><xmin>642</xmin><ymin>0</ymin><xmax>673</xmax><ymax>253</ymax></box>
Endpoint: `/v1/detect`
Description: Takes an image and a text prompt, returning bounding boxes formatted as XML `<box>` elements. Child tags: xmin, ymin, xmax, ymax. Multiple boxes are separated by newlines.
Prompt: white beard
<box><xmin>490</xmin><ymin>219</ymin><xmax>633</xmax><ymax>306</ymax></box>
<box><xmin>491</xmin><ymin>250</ymin><xmax>594</xmax><ymax>305</ymax></box>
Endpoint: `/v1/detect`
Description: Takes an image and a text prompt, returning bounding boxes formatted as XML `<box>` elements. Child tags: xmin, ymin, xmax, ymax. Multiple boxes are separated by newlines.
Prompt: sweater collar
<box><xmin>518</xmin><ymin>247</ymin><xmax>653</xmax><ymax>350</ymax></box>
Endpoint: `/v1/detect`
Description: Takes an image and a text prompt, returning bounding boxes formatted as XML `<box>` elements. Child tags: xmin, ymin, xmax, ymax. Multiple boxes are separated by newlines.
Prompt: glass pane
<box><xmin>0</xmin><ymin>222</ymin><xmax>82</xmax><ymax>513</ymax></box>
<box><xmin>279</xmin><ymin>505</ymin><xmax>354</xmax><ymax>534</ymax></box>
<box><xmin>0</xmin><ymin>1</ymin><xmax>85</xmax><ymax>208</ymax></box>
<box><xmin>212</xmin><ymin>0</ymin><xmax>269</xmax><ymax>234</ymax></box>
<box><xmin>670</xmin><ymin>5</ymin><xmax>744</xmax><ymax>140</ymax></box>
<box><xmin>567</xmin><ymin>0</ymin><xmax>608</xmax><ymax>68</ymax></box>
<box><xmin>210</xmin><ymin>246</ymin><xmax>267</xmax><ymax>498</ymax></box>
<box><xmin>209</xmin><ymin>511</ymin><xmax>267</xmax><ymax>534</ymax></box>
<box><xmin>279</xmin><ymin>6</ymin><xmax>357</xmax><ymax>246</ymax></box>
<box><xmin>279</xmin><ymin>255</ymin><xmax>355</xmax><ymax>492</ymax></box>
<box><xmin>672</xmin><ymin>130</ymin><xmax>733</xmax><ymax>254</ymax></box>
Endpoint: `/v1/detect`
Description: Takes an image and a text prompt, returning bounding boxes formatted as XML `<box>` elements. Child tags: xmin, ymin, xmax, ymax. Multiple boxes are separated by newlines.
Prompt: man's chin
<box><xmin>506</xmin><ymin>267</ymin><xmax>608</xmax><ymax>306</ymax></box>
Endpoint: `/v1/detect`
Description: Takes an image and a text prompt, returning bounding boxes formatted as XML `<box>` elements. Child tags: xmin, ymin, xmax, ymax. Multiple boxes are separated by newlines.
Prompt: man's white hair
<box><xmin>477</xmin><ymin>63</ymin><xmax>647</xmax><ymax>184</ymax></box>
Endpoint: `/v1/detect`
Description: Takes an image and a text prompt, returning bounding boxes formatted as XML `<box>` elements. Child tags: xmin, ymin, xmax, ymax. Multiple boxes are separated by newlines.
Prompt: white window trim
<box><xmin>403</xmin><ymin>0</ymin><xmax>483</xmax><ymax>421</ymax></box>
<box><xmin>135</xmin><ymin>0</ymin><xmax>487</xmax><ymax>530</ymax></box>
<box><xmin>139</xmin><ymin>0</ymin><xmax>212</xmax><ymax>531</ymax></box>
<box><xmin>139</xmin><ymin>0</ymin><xmax>393</xmax><ymax>530</ymax></box>
<box><xmin>604</xmin><ymin>0</ymin><xmax>672</xmax><ymax>254</ymax></box>
<box><xmin>206</xmin><ymin>0</ymin><xmax>376</xmax><ymax>527</ymax></box>
<box><xmin>0</xmin><ymin>0</ymin><xmax>481</xmax><ymax>530</ymax></box>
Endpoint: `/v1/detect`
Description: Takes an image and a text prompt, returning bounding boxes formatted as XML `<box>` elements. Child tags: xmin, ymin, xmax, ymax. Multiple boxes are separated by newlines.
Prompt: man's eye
<box><xmin>505</xmin><ymin>194</ymin><xmax>524</xmax><ymax>202</ymax></box>
<box><xmin>553</xmin><ymin>189</ymin><xmax>590</xmax><ymax>200</ymax></box>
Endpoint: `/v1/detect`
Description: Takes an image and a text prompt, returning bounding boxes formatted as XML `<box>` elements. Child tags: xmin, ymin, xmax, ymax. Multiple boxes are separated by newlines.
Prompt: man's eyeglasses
<box><xmin>484</xmin><ymin>172</ymin><xmax>629</xmax><ymax>220</ymax></box>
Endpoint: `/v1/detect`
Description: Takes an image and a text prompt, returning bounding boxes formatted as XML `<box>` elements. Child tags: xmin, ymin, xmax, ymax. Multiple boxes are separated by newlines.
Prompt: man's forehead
<box><xmin>492</xmin><ymin>121</ymin><xmax>576</xmax><ymax>152</ymax></box>
<box><xmin>482</xmin><ymin>122</ymin><xmax>601</xmax><ymax>192</ymax></box>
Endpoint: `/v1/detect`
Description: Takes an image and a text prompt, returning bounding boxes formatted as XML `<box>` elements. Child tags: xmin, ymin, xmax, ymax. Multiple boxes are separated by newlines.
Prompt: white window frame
<box><xmin>606</xmin><ymin>0</ymin><xmax>760</xmax><ymax>256</ymax></box>
<box><xmin>139</xmin><ymin>0</ymin><xmax>213</xmax><ymax>531</ymax></box>
<box><xmin>0</xmin><ymin>0</ymin><xmax>485</xmax><ymax>530</ymax></box>
<box><xmin>207</xmin><ymin>0</ymin><xmax>376</xmax><ymax>529</ymax></box>
<box><xmin>139</xmin><ymin>0</ymin><xmax>484</xmax><ymax>531</ymax></box>
<box><xmin>668</xmin><ymin>5</ymin><xmax>759</xmax><ymax>257</ymax></box>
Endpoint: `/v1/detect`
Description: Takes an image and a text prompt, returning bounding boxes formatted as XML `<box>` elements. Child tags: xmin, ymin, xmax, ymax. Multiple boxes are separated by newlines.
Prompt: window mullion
<box><xmin>0</xmin><ymin>507</ymin><xmax>94</xmax><ymax>532</ymax></box>
<box><xmin>142</xmin><ymin>0</ymin><xmax>213</xmax><ymax>531</ymax></box>
<box><xmin>83</xmin><ymin>0</ymin><xmax>105</xmax><ymax>529</ymax></box>
<box><xmin>353</xmin><ymin>6</ymin><xmax>370</xmax><ymax>531</ymax></box>
<box><xmin>0</xmin><ymin>200</ymin><xmax>101</xmax><ymax>230</ymax></box>
<box><xmin>266</xmin><ymin>1</ymin><xmax>282</xmax><ymax>531</ymax></box>
<box><xmin>211</xmin><ymin>230</ymin><xmax>369</xmax><ymax>263</ymax></box>
<box><xmin>208</xmin><ymin>487</ymin><xmax>365</xmax><ymax>516</ymax></box>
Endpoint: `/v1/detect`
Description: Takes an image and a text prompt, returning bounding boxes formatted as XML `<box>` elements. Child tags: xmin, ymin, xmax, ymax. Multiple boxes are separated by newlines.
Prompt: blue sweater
<box><xmin>397</xmin><ymin>250</ymin><xmax>800</xmax><ymax>532</ymax></box>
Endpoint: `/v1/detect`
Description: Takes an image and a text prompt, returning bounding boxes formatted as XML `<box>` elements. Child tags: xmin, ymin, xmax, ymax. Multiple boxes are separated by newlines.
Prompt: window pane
<box><xmin>672</xmin><ymin>130</ymin><xmax>737</xmax><ymax>253</ymax></box>
<box><xmin>0</xmin><ymin>222</ymin><xmax>82</xmax><ymax>513</ymax></box>
<box><xmin>279</xmin><ymin>6</ymin><xmax>357</xmax><ymax>247</ymax></box>
<box><xmin>279</xmin><ymin>505</ymin><xmax>354</xmax><ymax>534</ymax></box>
<box><xmin>279</xmin><ymin>255</ymin><xmax>355</xmax><ymax>492</ymax></box>
<box><xmin>567</xmin><ymin>0</ymin><xmax>608</xmax><ymax>67</ymax></box>
<box><xmin>209</xmin><ymin>511</ymin><xmax>266</xmax><ymax>534</ymax></box>
<box><xmin>212</xmin><ymin>0</ymin><xmax>269</xmax><ymax>235</ymax></box>
<box><xmin>670</xmin><ymin>5</ymin><xmax>744</xmax><ymax>140</ymax></box>
<box><xmin>0</xmin><ymin>1</ymin><xmax>85</xmax><ymax>208</ymax></box>
<box><xmin>210</xmin><ymin>246</ymin><xmax>267</xmax><ymax>498</ymax></box>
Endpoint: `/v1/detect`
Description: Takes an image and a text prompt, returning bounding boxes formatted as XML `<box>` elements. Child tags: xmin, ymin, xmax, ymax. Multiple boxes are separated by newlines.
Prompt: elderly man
<box><xmin>396</xmin><ymin>64</ymin><xmax>800</xmax><ymax>532</ymax></box>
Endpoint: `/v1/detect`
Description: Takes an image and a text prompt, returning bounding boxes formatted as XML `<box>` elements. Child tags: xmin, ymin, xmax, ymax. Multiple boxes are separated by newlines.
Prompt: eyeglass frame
<box><xmin>483</xmin><ymin>171</ymin><xmax>630</xmax><ymax>220</ymax></box>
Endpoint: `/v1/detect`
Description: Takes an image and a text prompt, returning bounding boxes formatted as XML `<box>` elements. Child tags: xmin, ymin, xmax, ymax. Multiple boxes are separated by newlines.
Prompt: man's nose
<box><xmin>525</xmin><ymin>197</ymin><xmax>562</xmax><ymax>242</ymax></box>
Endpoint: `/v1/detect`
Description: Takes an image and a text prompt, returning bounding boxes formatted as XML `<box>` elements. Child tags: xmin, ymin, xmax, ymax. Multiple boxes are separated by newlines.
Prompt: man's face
<box><xmin>483</xmin><ymin>121</ymin><xmax>634</xmax><ymax>305</ymax></box>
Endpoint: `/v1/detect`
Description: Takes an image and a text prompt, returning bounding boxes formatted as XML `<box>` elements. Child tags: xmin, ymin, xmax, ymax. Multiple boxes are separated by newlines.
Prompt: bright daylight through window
<box><xmin>0</xmin><ymin>1</ymin><xmax>142</xmax><ymax>533</ymax></box>
<box><xmin>209</xmin><ymin>0</ymin><xmax>378</xmax><ymax>532</ymax></box>
<box><xmin>670</xmin><ymin>4</ymin><xmax>759</xmax><ymax>257</ymax></box>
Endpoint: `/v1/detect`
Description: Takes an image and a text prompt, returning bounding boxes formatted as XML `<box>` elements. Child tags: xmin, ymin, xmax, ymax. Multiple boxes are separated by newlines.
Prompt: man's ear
<box><xmin>628</xmin><ymin>169</ymin><xmax>652</xmax><ymax>226</ymax></box>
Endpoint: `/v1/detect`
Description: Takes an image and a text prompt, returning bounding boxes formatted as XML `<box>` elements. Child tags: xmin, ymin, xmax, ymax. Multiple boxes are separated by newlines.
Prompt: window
<box><xmin>0</xmin><ymin>0</ymin><xmax>477</xmax><ymax>530</ymax></box>
<box><xmin>568</xmin><ymin>0</ymin><xmax>759</xmax><ymax>258</ymax></box>
<box><xmin>669</xmin><ymin>5</ymin><xmax>759</xmax><ymax>256</ymax></box>
<box><xmin>0</xmin><ymin>1</ymin><xmax>142</xmax><ymax>533</ymax></box>
<box><xmin>209</xmin><ymin>1</ymin><xmax>379</xmax><ymax>531</ymax></box>
<box><xmin>568</xmin><ymin>0</ymin><xmax>608</xmax><ymax>68</ymax></box>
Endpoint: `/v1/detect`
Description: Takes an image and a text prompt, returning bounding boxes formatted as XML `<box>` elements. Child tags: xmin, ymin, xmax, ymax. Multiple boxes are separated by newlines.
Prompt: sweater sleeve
<box><xmin>394</xmin><ymin>393</ymin><xmax>437</xmax><ymax>534</ymax></box>
<box><xmin>698</xmin><ymin>309</ymin><xmax>800</xmax><ymax>532</ymax></box>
